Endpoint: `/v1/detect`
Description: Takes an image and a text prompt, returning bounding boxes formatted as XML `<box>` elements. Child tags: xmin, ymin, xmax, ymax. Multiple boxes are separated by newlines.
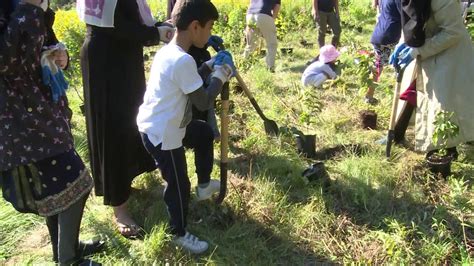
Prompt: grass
<box><xmin>1</xmin><ymin>0</ymin><xmax>474</xmax><ymax>264</ymax></box>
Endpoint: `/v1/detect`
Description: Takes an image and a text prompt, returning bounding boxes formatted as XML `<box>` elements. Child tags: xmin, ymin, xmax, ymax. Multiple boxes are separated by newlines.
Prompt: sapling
<box><xmin>431</xmin><ymin>110</ymin><xmax>460</xmax><ymax>158</ymax></box>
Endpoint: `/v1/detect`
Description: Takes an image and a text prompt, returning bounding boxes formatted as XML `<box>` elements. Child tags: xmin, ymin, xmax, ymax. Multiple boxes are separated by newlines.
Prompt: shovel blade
<box><xmin>264</xmin><ymin>119</ymin><xmax>279</xmax><ymax>136</ymax></box>
<box><xmin>386</xmin><ymin>130</ymin><xmax>395</xmax><ymax>158</ymax></box>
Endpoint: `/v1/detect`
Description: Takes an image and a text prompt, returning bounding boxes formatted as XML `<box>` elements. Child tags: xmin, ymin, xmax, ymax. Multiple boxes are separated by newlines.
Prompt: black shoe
<box><xmin>76</xmin><ymin>258</ymin><xmax>102</xmax><ymax>266</ymax></box>
<box><xmin>53</xmin><ymin>240</ymin><xmax>105</xmax><ymax>263</ymax></box>
<box><xmin>78</xmin><ymin>239</ymin><xmax>105</xmax><ymax>258</ymax></box>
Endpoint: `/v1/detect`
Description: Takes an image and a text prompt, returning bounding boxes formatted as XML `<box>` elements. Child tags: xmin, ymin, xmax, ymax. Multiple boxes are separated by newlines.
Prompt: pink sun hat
<box><xmin>319</xmin><ymin>45</ymin><xmax>341</xmax><ymax>63</ymax></box>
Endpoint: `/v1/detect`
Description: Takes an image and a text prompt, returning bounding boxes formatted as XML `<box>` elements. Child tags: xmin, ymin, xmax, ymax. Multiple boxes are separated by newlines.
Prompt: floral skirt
<box><xmin>0</xmin><ymin>149</ymin><xmax>93</xmax><ymax>217</ymax></box>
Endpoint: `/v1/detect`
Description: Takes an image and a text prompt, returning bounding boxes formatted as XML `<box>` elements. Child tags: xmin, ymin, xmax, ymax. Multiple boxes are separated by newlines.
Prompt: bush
<box><xmin>53</xmin><ymin>10</ymin><xmax>86</xmax><ymax>88</ymax></box>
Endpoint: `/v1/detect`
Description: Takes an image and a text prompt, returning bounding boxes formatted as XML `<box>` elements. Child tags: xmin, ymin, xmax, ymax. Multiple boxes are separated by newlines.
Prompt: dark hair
<box><xmin>171</xmin><ymin>0</ymin><xmax>219</xmax><ymax>31</ymax></box>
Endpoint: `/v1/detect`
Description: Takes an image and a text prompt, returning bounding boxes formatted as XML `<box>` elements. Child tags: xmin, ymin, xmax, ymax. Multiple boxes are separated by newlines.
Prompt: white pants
<box><xmin>243</xmin><ymin>13</ymin><xmax>278</xmax><ymax>69</ymax></box>
<box><xmin>301</xmin><ymin>73</ymin><xmax>327</xmax><ymax>87</ymax></box>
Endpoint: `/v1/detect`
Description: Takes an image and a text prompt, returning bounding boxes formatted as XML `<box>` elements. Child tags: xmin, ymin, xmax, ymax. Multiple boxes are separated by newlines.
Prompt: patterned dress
<box><xmin>0</xmin><ymin>3</ymin><xmax>92</xmax><ymax>216</ymax></box>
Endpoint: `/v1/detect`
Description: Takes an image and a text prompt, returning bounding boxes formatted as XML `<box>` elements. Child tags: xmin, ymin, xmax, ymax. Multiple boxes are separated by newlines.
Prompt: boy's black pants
<box><xmin>140</xmin><ymin>120</ymin><xmax>214</xmax><ymax>236</ymax></box>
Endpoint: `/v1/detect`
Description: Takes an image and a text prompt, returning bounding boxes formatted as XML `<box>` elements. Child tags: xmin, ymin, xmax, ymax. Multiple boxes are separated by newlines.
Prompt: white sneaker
<box><xmin>195</xmin><ymin>179</ymin><xmax>220</xmax><ymax>201</ymax></box>
<box><xmin>172</xmin><ymin>232</ymin><xmax>209</xmax><ymax>254</ymax></box>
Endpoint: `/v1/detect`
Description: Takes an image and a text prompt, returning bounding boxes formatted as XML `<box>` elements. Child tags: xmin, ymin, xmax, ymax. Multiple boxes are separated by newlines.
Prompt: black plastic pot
<box><xmin>296</xmin><ymin>134</ymin><xmax>316</xmax><ymax>158</ymax></box>
<box><xmin>280</xmin><ymin>47</ymin><xmax>294</xmax><ymax>54</ymax></box>
<box><xmin>426</xmin><ymin>155</ymin><xmax>452</xmax><ymax>178</ymax></box>
<box><xmin>302</xmin><ymin>161</ymin><xmax>328</xmax><ymax>182</ymax></box>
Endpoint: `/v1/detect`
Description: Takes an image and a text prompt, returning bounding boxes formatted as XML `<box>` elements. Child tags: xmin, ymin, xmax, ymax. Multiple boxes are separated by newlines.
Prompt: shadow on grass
<box><xmin>188</xmin><ymin>200</ymin><xmax>335</xmax><ymax>264</ymax></box>
<box><xmin>323</xmin><ymin>174</ymin><xmax>472</xmax><ymax>250</ymax></box>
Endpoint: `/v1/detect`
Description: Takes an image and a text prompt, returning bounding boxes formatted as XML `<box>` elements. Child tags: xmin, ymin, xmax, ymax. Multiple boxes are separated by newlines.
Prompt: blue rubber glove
<box><xmin>214</xmin><ymin>51</ymin><xmax>236</xmax><ymax>76</ymax></box>
<box><xmin>389</xmin><ymin>43</ymin><xmax>408</xmax><ymax>68</ymax></box>
<box><xmin>398</xmin><ymin>47</ymin><xmax>414</xmax><ymax>67</ymax></box>
<box><xmin>212</xmin><ymin>51</ymin><xmax>236</xmax><ymax>83</ymax></box>
<box><xmin>207</xmin><ymin>35</ymin><xmax>224</xmax><ymax>51</ymax></box>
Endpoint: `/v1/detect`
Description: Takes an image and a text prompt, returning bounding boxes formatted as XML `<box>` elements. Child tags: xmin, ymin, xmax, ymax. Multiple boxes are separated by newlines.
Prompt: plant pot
<box><xmin>426</xmin><ymin>154</ymin><xmax>452</xmax><ymax>178</ymax></box>
<box><xmin>359</xmin><ymin>110</ymin><xmax>377</xmax><ymax>129</ymax></box>
<box><xmin>280</xmin><ymin>47</ymin><xmax>294</xmax><ymax>54</ymax></box>
<box><xmin>302</xmin><ymin>161</ymin><xmax>329</xmax><ymax>182</ymax></box>
<box><xmin>296</xmin><ymin>134</ymin><xmax>316</xmax><ymax>158</ymax></box>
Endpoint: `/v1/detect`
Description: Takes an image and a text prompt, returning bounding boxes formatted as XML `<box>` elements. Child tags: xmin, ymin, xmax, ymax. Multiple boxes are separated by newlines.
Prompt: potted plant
<box><xmin>426</xmin><ymin>110</ymin><xmax>460</xmax><ymax>178</ymax></box>
<box><xmin>355</xmin><ymin>50</ymin><xmax>378</xmax><ymax>129</ymax></box>
<box><xmin>295</xmin><ymin>88</ymin><xmax>323</xmax><ymax>158</ymax></box>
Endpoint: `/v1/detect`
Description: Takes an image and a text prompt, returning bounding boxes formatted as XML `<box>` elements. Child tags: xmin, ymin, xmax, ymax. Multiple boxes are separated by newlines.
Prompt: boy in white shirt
<box><xmin>136</xmin><ymin>0</ymin><xmax>235</xmax><ymax>254</ymax></box>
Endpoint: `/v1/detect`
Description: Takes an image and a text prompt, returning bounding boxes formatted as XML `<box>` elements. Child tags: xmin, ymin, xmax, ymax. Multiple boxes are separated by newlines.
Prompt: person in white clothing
<box><xmin>243</xmin><ymin>0</ymin><xmax>281</xmax><ymax>72</ymax></box>
<box><xmin>301</xmin><ymin>44</ymin><xmax>340</xmax><ymax>88</ymax></box>
<box><xmin>136</xmin><ymin>0</ymin><xmax>236</xmax><ymax>255</ymax></box>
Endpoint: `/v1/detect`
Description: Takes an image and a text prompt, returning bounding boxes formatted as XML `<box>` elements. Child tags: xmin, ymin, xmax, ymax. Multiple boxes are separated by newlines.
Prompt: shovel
<box><xmin>386</xmin><ymin>65</ymin><xmax>406</xmax><ymax>158</ymax></box>
<box><xmin>215</xmin><ymin>82</ymin><xmax>229</xmax><ymax>204</ymax></box>
<box><xmin>234</xmin><ymin>73</ymin><xmax>279</xmax><ymax>136</ymax></box>
<box><xmin>212</xmin><ymin>44</ymin><xmax>279</xmax><ymax>136</ymax></box>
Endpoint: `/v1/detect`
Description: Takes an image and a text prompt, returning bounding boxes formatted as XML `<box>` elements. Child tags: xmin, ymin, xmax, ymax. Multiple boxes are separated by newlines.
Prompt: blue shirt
<box><xmin>371</xmin><ymin>0</ymin><xmax>402</xmax><ymax>45</ymax></box>
<box><xmin>318</xmin><ymin>0</ymin><xmax>335</xmax><ymax>12</ymax></box>
<box><xmin>247</xmin><ymin>0</ymin><xmax>281</xmax><ymax>17</ymax></box>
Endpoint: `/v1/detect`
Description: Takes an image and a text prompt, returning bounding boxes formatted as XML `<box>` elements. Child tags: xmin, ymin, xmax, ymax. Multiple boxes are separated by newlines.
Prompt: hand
<box><xmin>312</xmin><ymin>9</ymin><xmax>319</xmax><ymax>21</ymax></box>
<box><xmin>40</xmin><ymin>0</ymin><xmax>48</xmax><ymax>11</ymax></box>
<box><xmin>212</xmin><ymin>51</ymin><xmax>236</xmax><ymax>83</ymax></box>
<box><xmin>389</xmin><ymin>43</ymin><xmax>407</xmax><ymax>68</ymax></box>
<box><xmin>157</xmin><ymin>25</ymin><xmax>174</xmax><ymax>43</ymax></box>
<box><xmin>207</xmin><ymin>35</ymin><xmax>224</xmax><ymax>51</ymax></box>
<box><xmin>214</xmin><ymin>51</ymin><xmax>236</xmax><ymax>74</ymax></box>
<box><xmin>398</xmin><ymin>47</ymin><xmax>414</xmax><ymax>67</ymax></box>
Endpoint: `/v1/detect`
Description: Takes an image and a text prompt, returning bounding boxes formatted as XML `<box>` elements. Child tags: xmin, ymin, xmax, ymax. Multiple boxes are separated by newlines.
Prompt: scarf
<box><xmin>77</xmin><ymin>0</ymin><xmax>155</xmax><ymax>28</ymax></box>
<box><xmin>401</xmin><ymin>0</ymin><xmax>431</xmax><ymax>47</ymax></box>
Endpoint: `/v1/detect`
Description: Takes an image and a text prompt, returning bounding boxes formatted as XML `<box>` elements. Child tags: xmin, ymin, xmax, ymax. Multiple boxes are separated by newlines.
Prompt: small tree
<box><xmin>431</xmin><ymin>111</ymin><xmax>460</xmax><ymax>157</ymax></box>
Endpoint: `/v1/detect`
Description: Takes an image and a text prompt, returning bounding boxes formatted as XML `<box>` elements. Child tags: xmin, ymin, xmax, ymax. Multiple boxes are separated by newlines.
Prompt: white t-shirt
<box><xmin>301</xmin><ymin>60</ymin><xmax>337</xmax><ymax>86</ymax></box>
<box><xmin>137</xmin><ymin>44</ymin><xmax>203</xmax><ymax>150</ymax></box>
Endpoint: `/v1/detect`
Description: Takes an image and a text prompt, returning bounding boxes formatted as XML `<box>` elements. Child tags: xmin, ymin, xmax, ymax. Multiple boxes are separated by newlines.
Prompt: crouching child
<box><xmin>301</xmin><ymin>44</ymin><xmax>340</xmax><ymax>88</ymax></box>
<box><xmin>136</xmin><ymin>0</ymin><xmax>235</xmax><ymax>254</ymax></box>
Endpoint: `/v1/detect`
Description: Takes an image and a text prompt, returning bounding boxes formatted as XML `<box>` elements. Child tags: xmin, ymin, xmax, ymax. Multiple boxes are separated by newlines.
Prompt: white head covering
<box><xmin>76</xmin><ymin>0</ymin><xmax>118</xmax><ymax>28</ymax></box>
<box><xmin>77</xmin><ymin>0</ymin><xmax>156</xmax><ymax>28</ymax></box>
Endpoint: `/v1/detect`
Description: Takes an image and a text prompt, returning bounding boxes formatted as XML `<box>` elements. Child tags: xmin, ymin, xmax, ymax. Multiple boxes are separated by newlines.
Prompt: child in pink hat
<box><xmin>301</xmin><ymin>44</ymin><xmax>340</xmax><ymax>87</ymax></box>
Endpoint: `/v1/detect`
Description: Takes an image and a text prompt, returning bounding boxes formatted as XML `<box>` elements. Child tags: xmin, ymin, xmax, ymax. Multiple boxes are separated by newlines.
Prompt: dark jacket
<box><xmin>401</xmin><ymin>0</ymin><xmax>431</xmax><ymax>47</ymax></box>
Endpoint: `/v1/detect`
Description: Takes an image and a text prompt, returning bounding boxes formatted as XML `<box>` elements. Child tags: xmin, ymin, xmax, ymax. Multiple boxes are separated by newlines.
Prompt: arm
<box><xmin>312</xmin><ymin>0</ymin><xmax>319</xmax><ymax>20</ymax></box>
<box><xmin>272</xmin><ymin>4</ymin><xmax>280</xmax><ymax>19</ymax></box>
<box><xmin>372</xmin><ymin>0</ymin><xmax>379</xmax><ymax>10</ymax></box>
<box><xmin>413</xmin><ymin>0</ymin><xmax>466</xmax><ymax>60</ymax></box>
<box><xmin>322</xmin><ymin>65</ymin><xmax>337</xmax><ymax>79</ymax></box>
<box><xmin>188</xmin><ymin>78</ymin><xmax>223</xmax><ymax>111</ymax></box>
<box><xmin>0</xmin><ymin>3</ymin><xmax>44</xmax><ymax>75</ymax></box>
<box><xmin>197</xmin><ymin>63</ymin><xmax>212</xmax><ymax>83</ymax></box>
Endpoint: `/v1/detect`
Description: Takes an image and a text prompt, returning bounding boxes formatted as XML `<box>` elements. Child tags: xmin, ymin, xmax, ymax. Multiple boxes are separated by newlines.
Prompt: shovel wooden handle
<box><xmin>235</xmin><ymin>72</ymin><xmax>270</xmax><ymax>121</ymax></box>
<box><xmin>216</xmin><ymin>82</ymin><xmax>229</xmax><ymax>204</ymax></box>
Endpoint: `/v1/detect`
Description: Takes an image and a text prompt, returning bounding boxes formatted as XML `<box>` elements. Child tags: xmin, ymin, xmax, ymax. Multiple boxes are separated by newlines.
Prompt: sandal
<box><xmin>116</xmin><ymin>222</ymin><xmax>144</xmax><ymax>240</ymax></box>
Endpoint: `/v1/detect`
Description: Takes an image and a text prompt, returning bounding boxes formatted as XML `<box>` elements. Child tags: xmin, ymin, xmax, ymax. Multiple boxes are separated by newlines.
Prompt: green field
<box><xmin>1</xmin><ymin>0</ymin><xmax>474</xmax><ymax>264</ymax></box>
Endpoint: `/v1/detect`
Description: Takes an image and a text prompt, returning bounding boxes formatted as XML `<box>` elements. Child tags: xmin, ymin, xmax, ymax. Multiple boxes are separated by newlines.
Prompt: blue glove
<box><xmin>214</xmin><ymin>51</ymin><xmax>236</xmax><ymax>76</ymax></box>
<box><xmin>398</xmin><ymin>47</ymin><xmax>414</xmax><ymax>67</ymax></box>
<box><xmin>207</xmin><ymin>35</ymin><xmax>224</xmax><ymax>51</ymax></box>
<box><xmin>389</xmin><ymin>43</ymin><xmax>408</xmax><ymax>68</ymax></box>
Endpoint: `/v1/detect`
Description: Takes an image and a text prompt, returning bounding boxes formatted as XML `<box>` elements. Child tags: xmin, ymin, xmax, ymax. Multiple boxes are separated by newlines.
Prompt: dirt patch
<box><xmin>359</xmin><ymin>110</ymin><xmax>377</xmax><ymax>130</ymax></box>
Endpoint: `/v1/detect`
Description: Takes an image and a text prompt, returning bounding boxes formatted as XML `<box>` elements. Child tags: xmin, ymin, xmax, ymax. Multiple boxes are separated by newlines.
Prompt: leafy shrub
<box><xmin>53</xmin><ymin>10</ymin><xmax>86</xmax><ymax>88</ymax></box>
